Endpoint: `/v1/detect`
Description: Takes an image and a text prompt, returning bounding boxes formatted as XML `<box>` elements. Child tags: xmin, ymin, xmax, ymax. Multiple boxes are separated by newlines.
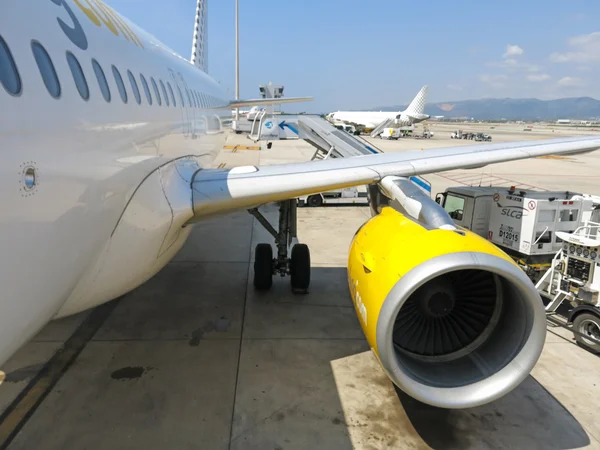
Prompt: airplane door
<box><xmin>168</xmin><ymin>69</ymin><xmax>192</xmax><ymax>137</ymax></box>
<box><xmin>176</xmin><ymin>72</ymin><xmax>198</xmax><ymax>139</ymax></box>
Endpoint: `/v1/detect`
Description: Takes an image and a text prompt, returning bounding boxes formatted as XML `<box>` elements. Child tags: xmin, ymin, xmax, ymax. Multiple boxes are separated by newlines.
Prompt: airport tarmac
<box><xmin>1</xmin><ymin>126</ymin><xmax>600</xmax><ymax>449</ymax></box>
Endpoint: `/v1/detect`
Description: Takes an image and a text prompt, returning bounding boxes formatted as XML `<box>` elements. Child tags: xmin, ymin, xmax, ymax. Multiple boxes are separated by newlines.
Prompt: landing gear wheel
<box><xmin>290</xmin><ymin>244</ymin><xmax>311</xmax><ymax>293</ymax></box>
<box><xmin>573</xmin><ymin>313</ymin><xmax>600</xmax><ymax>354</ymax></box>
<box><xmin>266</xmin><ymin>142</ymin><xmax>273</xmax><ymax>149</ymax></box>
<box><xmin>307</xmin><ymin>195</ymin><xmax>323</xmax><ymax>207</ymax></box>
<box><xmin>254</xmin><ymin>243</ymin><xmax>273</xmax><ymax>290</ymax></box>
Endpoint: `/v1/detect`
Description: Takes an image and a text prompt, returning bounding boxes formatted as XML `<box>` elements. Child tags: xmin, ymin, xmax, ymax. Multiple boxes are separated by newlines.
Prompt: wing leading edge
<box><xmin>190</xmin><ymin>136</ymin><xmax>600</xmax><ymax>219</ymax></box>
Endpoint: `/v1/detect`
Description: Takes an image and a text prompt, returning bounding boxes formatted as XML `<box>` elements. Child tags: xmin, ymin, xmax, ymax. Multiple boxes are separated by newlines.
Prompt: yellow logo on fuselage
<box><xmin>73</xmin><ymin>0</ymin><xmax>144</xmax><ymax>48</ymax></box>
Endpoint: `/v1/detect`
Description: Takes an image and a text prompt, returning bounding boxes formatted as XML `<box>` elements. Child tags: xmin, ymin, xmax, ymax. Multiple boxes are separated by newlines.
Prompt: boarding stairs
<box><xmin>249</xmin><ymin>110</ymin><xmax>268</xmax><ymax>141</ymax></box>
<box><xmin>297</xmin><ymin>116</ymin><xmax>381</xmax><ymax>160</ymax></box>
<box><xmin>248</xmin><ymin>113</ymin><xmax>382</xmax><ymax>160</ymax></box>
<box><xmin>370</xmin><ymin>117</ymin><xmax>396</xmax><ymax>138</ymax></box>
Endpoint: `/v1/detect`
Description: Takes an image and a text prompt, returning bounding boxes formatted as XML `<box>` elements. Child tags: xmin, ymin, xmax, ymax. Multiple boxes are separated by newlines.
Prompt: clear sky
<box><xmin>105</xmin><ymin>0</ymin><xmax>600</xmax><ymax>112</ymax></box>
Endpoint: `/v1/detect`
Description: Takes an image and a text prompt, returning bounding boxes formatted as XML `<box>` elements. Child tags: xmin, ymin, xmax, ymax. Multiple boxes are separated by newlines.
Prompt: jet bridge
<box><xmin>249</xmin><ymin>114</ymin><xmax>381</xmax><ymax>160</ymax></box>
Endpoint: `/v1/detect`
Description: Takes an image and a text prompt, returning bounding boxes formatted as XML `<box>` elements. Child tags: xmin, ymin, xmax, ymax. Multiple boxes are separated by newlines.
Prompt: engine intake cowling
<box><xmin>348</xmin><ymin>206</ymin><xmax>546</xmax><ymax>409</ymax></box>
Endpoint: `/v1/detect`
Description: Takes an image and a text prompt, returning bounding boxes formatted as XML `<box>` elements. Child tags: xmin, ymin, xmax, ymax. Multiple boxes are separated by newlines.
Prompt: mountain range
<box><xmin>372</xmin><ymin>97</ymin><xmax>600</xmax><ymax>121</ymax></box>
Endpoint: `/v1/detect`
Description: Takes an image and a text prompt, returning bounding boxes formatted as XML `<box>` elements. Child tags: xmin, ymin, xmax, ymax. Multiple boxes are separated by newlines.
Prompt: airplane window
<box><xmin>139</xmin><ymin>74</ymin><xmax>152</xmax><ymax>105</ymax></box>
<box><xmin>159</xmin><ymin>80</ymin><xmax>169</xmax><ymax>106</ymax></box>
<box><xmin>91</xmin><ymin>59</ymin><xmax>110</xmax><ymax>102</ymax></box>
<box><xmin>31</xmin><ymin>41</ymin><xmax>61</xmax><ymax>99</ymax></box>
<box><xmin>66</xmin><ymin>51</ymin><xmax>89</xmax><ymax>100</ymax></box>
<box><xmin>111</xmin><ymin>65</ymin><xmax>128</xmax><ymax>103</ymax></box>
<box><xmin>127</xmin><ymin>70</ymin><xmax>141</xmax><ymax>105</ymax></box>
<box><xmin>0</xmin><ymin>35</ymin><xmax>22</xmax><ymax>96</ymax></box>
<box><xmin>150</xmin><ymin>77</ymin><xmax>161</xmax><ymax>106</ymax></box>
<box><xmin>166</xmin><ymin>82</ymin><xmax>176</xmax><ymax>107</ymax></box>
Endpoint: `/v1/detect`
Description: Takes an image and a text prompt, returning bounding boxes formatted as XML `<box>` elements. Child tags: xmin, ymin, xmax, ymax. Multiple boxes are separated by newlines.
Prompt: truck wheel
<box><xmin>573</xmin><ymin>313</ymin><xmax>600</xmax><ymax>353</ymax></box>
<box><xmin>307</xmin><ymin>195</ymin><xmax>323</xmax><ymax>207</ymax></box>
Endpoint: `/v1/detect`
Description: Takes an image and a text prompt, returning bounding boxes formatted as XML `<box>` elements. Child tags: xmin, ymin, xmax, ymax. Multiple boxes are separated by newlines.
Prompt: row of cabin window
<box><xmin>0</xmin><ymin>35</ymin><xmax>224</xmax><ymax>109</ymax></box>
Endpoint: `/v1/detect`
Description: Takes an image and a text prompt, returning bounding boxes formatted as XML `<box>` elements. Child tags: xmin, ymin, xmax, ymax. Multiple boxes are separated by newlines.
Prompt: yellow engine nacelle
<box><xmin>348</xmin><ymin>207</ymin><xmax>546</xmax><ymax>409</ymax></box>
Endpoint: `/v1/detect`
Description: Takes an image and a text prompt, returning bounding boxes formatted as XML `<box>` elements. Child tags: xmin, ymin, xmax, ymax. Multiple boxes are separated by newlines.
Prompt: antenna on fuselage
<box><xmin>190</xmin><ymin>0</ymin><xmax>208</xmax><ymax>73</ymax></box>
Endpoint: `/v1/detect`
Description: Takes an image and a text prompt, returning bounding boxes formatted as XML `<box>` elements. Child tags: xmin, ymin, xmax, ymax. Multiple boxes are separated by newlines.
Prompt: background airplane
<box><xmin>328</xmin><ymin>85</ymin><xmax>430</xmax><ymax>130</ymax></box>
<box><xmin>2</xmin><ymin>0</ymin><xmax>600</xmax><ymax>410</ymax></box>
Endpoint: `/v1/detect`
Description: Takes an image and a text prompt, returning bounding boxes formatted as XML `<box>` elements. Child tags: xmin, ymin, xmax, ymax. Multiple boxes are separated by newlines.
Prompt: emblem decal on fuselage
<box><xmin>51</xmin><ymin>0</ymin><xmax>143</xmax><ymax>50</ymax></box>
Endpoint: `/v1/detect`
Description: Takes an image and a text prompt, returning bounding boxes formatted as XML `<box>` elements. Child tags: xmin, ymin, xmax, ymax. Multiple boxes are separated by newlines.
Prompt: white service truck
<box><xmin>298</xmin><ymin>176</ymin><xmax>431</xmax><ymax>207</ymax></box>
<box><xmin>298</xmin><ymin>187</ymin><xmax>368</xmax><ymax>207</ymax></box>
<box><xmin>332</xmin><ymin>122</ymin><xmax>358</xmax><ymax>134</ymax></box>
<box><xmin>379</xmin><ymin>128</ymin><xmax>402</xmax><ymax>140</ymax></box>
<box><xmin>436</xmin><ymin>186</ymin><xmax>600</xmax><ymax>279</ymax></box>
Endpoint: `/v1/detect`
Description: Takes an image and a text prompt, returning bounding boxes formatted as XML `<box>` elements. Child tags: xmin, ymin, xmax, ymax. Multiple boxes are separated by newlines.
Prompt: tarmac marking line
<box><xmin>0</xmin><ymin>301</ymin><xmax>119</xmax><ymax>450</ymax></box>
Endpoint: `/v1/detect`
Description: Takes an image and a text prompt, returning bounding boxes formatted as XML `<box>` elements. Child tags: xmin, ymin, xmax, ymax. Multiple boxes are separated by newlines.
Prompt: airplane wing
<box><xmin>191</xmin><ymin>136</ymin><xmax>600</xmax><ymax>218</ymax></box>
<box><xmin>227</xmin><ymin>97</ymin><xmax>312</xmax><ymax>109</ymax></box>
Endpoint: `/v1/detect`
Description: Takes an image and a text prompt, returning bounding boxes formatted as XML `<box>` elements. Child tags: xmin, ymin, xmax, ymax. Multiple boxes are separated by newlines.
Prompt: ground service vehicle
<box><xmin>537</xmin><ymin>222</ymin><xmax>600</xmax><ymax>353</ymax></box>
<box><xmin>379</xmin><ymin>128</ymin><xmax>401</xmax><ymax>140</ymax></box>
<box><xmin>436</xmin><ymin>186</ymin><xmax>600</xmax><ymax>280</ymax></box>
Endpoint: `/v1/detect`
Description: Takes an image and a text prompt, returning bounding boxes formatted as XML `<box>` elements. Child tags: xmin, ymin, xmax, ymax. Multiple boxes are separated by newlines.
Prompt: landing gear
<box><xmin>254</xmin><ymin>243</ymin><xmax>273</xmax><ymax>290</ymax></box>
<box><xmin>266</xmin><ymin>142</ymin><xmax>273</xmax><ymax>149</ymax></box>
<box><xmin>249</xmin><ymin>199</ymin><xmax>311</xmax><ymax>293</ymax></box>
<box><xmin>290</xmin><ymin>243</ymin><xmax>310</xmax><ymax>292</ymax></box>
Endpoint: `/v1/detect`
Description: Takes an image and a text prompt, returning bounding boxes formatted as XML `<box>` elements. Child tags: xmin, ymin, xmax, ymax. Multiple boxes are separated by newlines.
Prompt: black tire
<box><xmin>307</xmin><ymin>195</ymin><xmax>323</xmax><ymax>207</ymax></box>
<box><xmin>254</xmin><ymin>244</ymin><xmax>273</xmax><ymax>290</ymax></box>
<box><xmin>290</xmin><ymin>244</ymin><xmax>310</xmax><ymax>292</ymax></box>
<box><xmin>266</xmin><ymin>142</ymin><xmax>273</xmax><ymax>149</ymax></box>
<box><xmin>573</xmin><ymin>313</ymin><xmax>600</xmax><ymax>353</ymax></box>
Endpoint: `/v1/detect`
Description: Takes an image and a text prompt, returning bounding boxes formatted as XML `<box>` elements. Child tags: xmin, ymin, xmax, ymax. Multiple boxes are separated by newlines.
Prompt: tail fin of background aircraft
<box><xmin>404</xmin><ymin>85</ymin><xmax>429</xmax><ymax>115</ymax></box>
<box><xmin>190</xmin><ymin>0</ymin><xmax>208</xmax><ymax>72</ymax></box>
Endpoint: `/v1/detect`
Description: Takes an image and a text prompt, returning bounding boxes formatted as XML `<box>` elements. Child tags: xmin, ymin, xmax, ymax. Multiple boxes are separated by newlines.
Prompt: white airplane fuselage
<box><xmin>330</xmin><ymin>111</ymin><xmax>400</xmax><ymax>129</ymax></box>
<box><xmin>330</xmin><ymin>86</ymin><xmax>430</xmax><ymax>130</ymax></box>
<box><xmin>329</xmin><ymin>111</ymin><xmax>427</xmax><ymax>129</ymax></box>
<box><xmin>1</xmin><ymin>1</ymin><xmax>229</xmax><ymax>365</ymax></box>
